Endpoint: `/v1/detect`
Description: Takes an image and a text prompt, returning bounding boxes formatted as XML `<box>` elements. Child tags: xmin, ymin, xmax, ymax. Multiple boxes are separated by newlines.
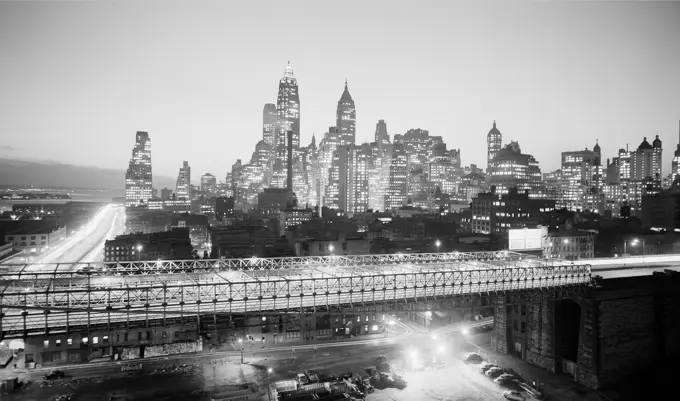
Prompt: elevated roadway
<box><xmin>0</xmin><ymin>252</ymin><xmax>590</xmax><ymax>337</ymax></box>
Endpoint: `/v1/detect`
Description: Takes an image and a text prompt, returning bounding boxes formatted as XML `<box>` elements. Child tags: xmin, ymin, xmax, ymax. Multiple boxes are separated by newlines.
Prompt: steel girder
<box><xmin>0</xmin><ymin>251</ymin><xmax>535</xmax><ymax>281</ymax></box>
<box><xmin>0</xmin><ymin>262</ymin><xmax>591</xmax><ymax>336</ymax></box>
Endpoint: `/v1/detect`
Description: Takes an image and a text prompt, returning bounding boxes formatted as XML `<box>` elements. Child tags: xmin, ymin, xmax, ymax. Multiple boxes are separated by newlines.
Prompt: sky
<box><xmin>0</xmin><ymin>0</ymin><xmax>679</xmax><ymax>183</ymax></box>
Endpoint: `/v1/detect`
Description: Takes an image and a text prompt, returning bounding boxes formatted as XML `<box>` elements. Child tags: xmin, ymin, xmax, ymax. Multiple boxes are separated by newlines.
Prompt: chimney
<box><xmin>287</xmin><ymin>130</ymin><xmax>293</xmax><ymax>191</ymax></box>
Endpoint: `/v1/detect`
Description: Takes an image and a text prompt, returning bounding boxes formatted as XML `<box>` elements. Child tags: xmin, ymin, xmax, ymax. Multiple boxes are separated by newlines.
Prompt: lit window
<box><xmin>67</xmin><ymin>338</ymin><xmax>73</xmax><ymax>345</ymax></box>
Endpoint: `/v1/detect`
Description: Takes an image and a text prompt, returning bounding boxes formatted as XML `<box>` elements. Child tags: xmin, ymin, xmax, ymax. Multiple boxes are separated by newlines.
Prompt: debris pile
<box><xmin>149</xmin><ymin>363</ymin><xmax>202</xmax><ymax>377</ymax></box>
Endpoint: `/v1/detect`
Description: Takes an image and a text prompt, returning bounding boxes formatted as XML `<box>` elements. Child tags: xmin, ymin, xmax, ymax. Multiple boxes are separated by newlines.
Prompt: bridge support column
<box><xmin>490</xmin><ymin>294</ymin><xmax>509</xmax><ymax>354</ymax></box>
<box><xmin>524</xmin><ymin>292</ymin><xmax>556</xmax><ymax>372</ymax></box>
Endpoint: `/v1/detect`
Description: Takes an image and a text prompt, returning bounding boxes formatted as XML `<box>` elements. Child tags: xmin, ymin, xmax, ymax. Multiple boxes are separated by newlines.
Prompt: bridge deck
<box><xmin>0</xmin><ymin>252</ymin><xmax>591</xmax><ymax>337</ymax></box>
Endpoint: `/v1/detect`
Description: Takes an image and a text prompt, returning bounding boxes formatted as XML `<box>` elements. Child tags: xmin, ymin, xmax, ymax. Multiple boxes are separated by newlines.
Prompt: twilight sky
<box><xmin>1</xmin><ymin>0</ymin><xmax>679</xmax><ymax>183</ymax></box>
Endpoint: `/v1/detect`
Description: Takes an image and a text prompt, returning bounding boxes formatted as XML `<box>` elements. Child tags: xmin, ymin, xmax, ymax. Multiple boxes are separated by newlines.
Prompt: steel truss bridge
<box><xmin>0</xmin><ymin>251</ymin><xmax>592</xmax><ymax>338</ymax></box>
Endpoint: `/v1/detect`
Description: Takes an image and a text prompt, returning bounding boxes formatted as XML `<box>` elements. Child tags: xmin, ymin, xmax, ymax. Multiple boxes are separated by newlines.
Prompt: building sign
<box><xmin>508</xmin><ymin>227</ymin><xmax>547</xmax><ymax>251</ymax></box>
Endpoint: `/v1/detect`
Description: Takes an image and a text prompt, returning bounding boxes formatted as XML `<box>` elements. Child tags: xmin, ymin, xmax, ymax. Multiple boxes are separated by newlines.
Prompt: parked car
<box><xmin>296</xmin><ymin>373</ymin><xmax>310</xmax><ymax>387</ymax></box>
<box><xmin>503</xmin><ymin>390</ymin><xmax>525</xmax><ymax>400</ymax></box>
<box><xmin>305</xmin><ymin>370</ymin><xmax>319</xmax><ymax>383</ymax></box>
<box><xmin>495</xmin><ymin>374</ymin><xmax>518</xmax><ymax>386</ymax></box>
<box><xmin>44</xmin><ymin>370</ymin><xmax>65</xmax><ymax>380</ymax></box>
<box><xmin>463</xmin><ymin>353</ymin><xmax>483</xmax><ymax>364</ymax></box>
<box><xmin>485</xmin><ymin>367</ymin><xmax>504</xmax><ymax>379</ymax></box>
<box><xmin>479</xmin><ymin>362</ymin><xmax>496</xmax><ymax>373</ymax></box>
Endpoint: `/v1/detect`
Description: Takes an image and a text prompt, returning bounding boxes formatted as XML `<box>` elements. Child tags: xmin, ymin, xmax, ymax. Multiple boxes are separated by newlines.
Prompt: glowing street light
<box><xmin>435</xmin><ymin>239</ymin><xmax>441</xmax><ymax>253</ymax></box>
<box><xmin>461</xmin><ymin>327</ymin><xmax>469</xmax><ymax>336</ymax></box>
<box><xmin>136</xmin><ymin>244</ymin><xmax>143</xmax><ymax>261</ymax></box>
<box><xmin>329</xmin><ymin>244</ymin><xmax>334</xmax><ymax>256</ymax></box>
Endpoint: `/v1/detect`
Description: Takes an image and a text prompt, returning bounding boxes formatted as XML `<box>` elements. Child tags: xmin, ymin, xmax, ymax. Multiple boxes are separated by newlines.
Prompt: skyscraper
<box><xmin>487</xmin><ymin>121</ymin><xmax>502</xmax><ymax>174</ymax></box>
<box><xmin>672</xmin><ymin>121</ymin><xmax>680</xmax><ymax>182</ymax></box>
<box><xmin>488</xmin><ymin>141</ymin><xmax>543</xmax><ymax>198</ymax></box>
<box><xmin>262</xmin><ymin>103</ymin><xmax>277</xmax><ymax>148</ymax></box>
<box><xmin>336</xmin><ymin>80</ymin><xmax>356</xmax><ymax>146</ymax></box>
<box><xmin>125</xmin><ymin>131</ymin><xmax>153</xmax><ymax>208</ymax></box>
<box><xmin>276</xmin><ymin>62</ymin><xmax>300</xmax><ymax>150</ymax></box>
<box><xmin>561</xmin><ymin>145</ymin><xmax>604</xmax><ymax>211</ymax></box>
<box><xmin>375</xmin><ymin>119</ymin><xmax>390</xmax><ymax>147</ymax></box>
<box><xmin>385</xmin><ymin>143</ymin><xmax>408</xmax><ymax>210</ymax></box>
<box><xmin>176</xmin><ymin>161</ymin><xmax>191</xmax><ymax>200</ymax></box>
<box><xmin>201</xmin><ymin>173</ymin><xmax>217</xmax><ymax>195</ymax></box>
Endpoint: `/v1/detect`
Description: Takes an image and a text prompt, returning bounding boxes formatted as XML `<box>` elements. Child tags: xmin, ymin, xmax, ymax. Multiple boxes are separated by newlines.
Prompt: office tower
<box><xmin>488</xmin><ymin>141</ymin><xmax>543</xmax><ymax>198</ymax></box>
<box><xmin>402</xmin><ymin>129</ymin><xmax>434</xmax><ymax>167</ymax></box>
<box><xmin>673</xmin><ymin>121</ymin><xmax>680</xmax><ymax>182</ymax></box>
<box><xmin>487</xmin><ymin>121</ymin><xmax>502</xmax><ymax>174</ymax></box>
<box><xmin>201</xmin><ymin>173</ymin><xmax>217</xmax><ymax>195</ymax></box>
<box><xmin>561</xmin><ymin>144</ymin><xmax>604</xmax><ymax>211</ymax></box>
<box><xmin>318</xmin><ymin>127</ymin><xmax>341</xmax><ymax>208</ymax></box>
<box><xmin>176</xmin><ymin>161</ymin><xmax>191</xmax><ymax>200</ymax></box>
<box><xmin>125</xmin><ymin>131</ymin><xmax>153</xmax><ymax>208</ymax></box>
<box><xmin>337</xmin><ymin>80</ymin><xmax>356</xmax><ymax>146</ymax></box>
<box><xmin>375</xmin><ymin>120</ymin><xmax>390</xmax><ymax>147</ymax></box>
<box><xmin>326</xmin><ymin>144</ymin><xmax>371</xmax><ymax>213</ymax></box>
<box><xmin>276</xmin><ymin>62</ymin><xmax>300</xmax><ymax>150</ymax></box>
<box><xmin>262</xmin><ymin>103</ymin><xmax>277</xmax><ymax>148</ymax></box>
<box><xmin>287</xmin><ymin>131</ymin><xmax>294</xmax><ymax>191</ymax></box>
<box><xmin>385</xmin><ymin>143</ymin><xmax>408</xmax><ymax>210</ymax></box>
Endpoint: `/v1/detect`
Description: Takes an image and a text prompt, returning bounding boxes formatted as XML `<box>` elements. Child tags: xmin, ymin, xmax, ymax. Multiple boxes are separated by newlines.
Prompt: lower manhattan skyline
<box><xmin>1</xmin><ymin>0</ymin><xmax>679</xmax><ymax>181</ymax></box>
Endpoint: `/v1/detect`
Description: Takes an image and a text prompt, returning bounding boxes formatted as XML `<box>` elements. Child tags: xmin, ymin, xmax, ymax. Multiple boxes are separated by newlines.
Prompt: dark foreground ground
<box><xmin>4</xmin><ymin>335</ymin><xmax>516</xmax><ymax>401</ymax></box>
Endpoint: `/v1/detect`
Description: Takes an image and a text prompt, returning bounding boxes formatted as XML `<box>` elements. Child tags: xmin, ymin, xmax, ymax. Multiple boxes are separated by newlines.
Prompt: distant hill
<box><xmin>0</xmin><ymin>158</ymin><xmax>176</xmax><ymax>191</ymax></box>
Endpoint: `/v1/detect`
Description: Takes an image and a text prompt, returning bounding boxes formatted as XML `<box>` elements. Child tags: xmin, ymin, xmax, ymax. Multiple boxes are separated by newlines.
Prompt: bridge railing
<box><xmin>0</xmin><ymin>263</ymin><xmax>591</xmax><ymax>336</ymax></box>
<box><xmin>0</xmin><ymin>251</ymin><xmax>539</xmax><ymax>281</ymax></box>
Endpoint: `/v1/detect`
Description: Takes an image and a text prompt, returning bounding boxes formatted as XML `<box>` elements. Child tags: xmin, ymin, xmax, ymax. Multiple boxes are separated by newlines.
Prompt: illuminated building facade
<box><xmin>125</xmin><ymin>131</ymin><xmax>153</xmax><ymax>208</ymax></box>
<box><xmin>385</xmin><ymin>143</ymin><xmax>408</xmax><ymax>210</ymax></box>
<box><xmin>175</xmin><ymin>161</ymin><xmax>191</xmax><ymax>201</ymax></box>
<box><xmin>673</xmin><ymin>121</ymin><xmax>680</xmax><ymax>182</ymax></box>
<box><xmin>262</xmin><ymin>103</ymin><xmax>277</xmax><ymax>148</ymax></box>
<box><xmin>200</xmin><ymin>173</ymin><xmax>217</xmax><ymax>196</ymax></box>
<box><xmin>337</xmin><ymin>80</ymin><xmax>356</xmax><ymax>146</ymax></box>
<box><xmin>276</xmin><ymin>62</ymin><xmax>300</xmax><ymax>150</ymax></box>
<box><xmin>487</xmin><ymin>121</ymin><xmax>502</xmax><ymax>174</ymax></box>
<box><xmin>471</xmin><ymin>188</ymin><xmax>555</xmax><ymax>235</ymax></box>
<box><xmin>488</xmin><ymin>141</ymin><xmax>543</xmax><ymax>198</ymax></box>
<box><xmin>561</xmin><ymin>144</ymin><xmax>604</xmax><ymax>211</ymax></box>
<box><xmin>609</xmin><ymin>136</ymin><xmax>663</xmax><ymax>213</ymax></box>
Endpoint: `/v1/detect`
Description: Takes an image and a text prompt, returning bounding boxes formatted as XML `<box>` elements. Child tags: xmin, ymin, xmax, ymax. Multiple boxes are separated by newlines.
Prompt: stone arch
<box><xmin>555</xmin><ymin>298</ymin><xmax>582</xmax><ymax>373</ymax></box>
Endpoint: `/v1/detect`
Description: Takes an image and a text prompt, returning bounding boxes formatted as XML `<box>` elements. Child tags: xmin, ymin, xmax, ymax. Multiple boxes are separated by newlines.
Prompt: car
<box><xmin>305</xmin><ymin>370</ymin><xmax>319</xmax><ymax>383</ymax></box>
<box><xmin>296</xmin><ymin>372</ymin><xmax>310</xmax><ymax>386</ymax></box>
<box><xmin>44</xmin><ymin>370</ymin><xmax>66</xmax><ymax>380</ymax></box>
<box><xmin>486</xmin><ymin>367</ymin><xmax>504</xmax><ymax>378</ymax></box>
<box><xmin>503</xmin><ymin>390</ymin><xmax>525</xmax><ymax>400</ymax></box>
<box><xmin>463</xmin><ymin>353</ymin><xmax>483</xmax><ymax>364</ymax></box>
<box><xmin>495</xmin><ymin>374</ymin><xmax>518</xmax><ymax>386</ymax></box>
<box><xmin>479</xmin><ymin>362</ymin><xmax>496</xmax><ymax>373</ymax></box>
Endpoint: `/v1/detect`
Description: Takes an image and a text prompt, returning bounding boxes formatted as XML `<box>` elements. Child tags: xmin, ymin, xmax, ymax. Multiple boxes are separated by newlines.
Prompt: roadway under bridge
<box><xmin>0</xmin><ymin>251</ymin><xmax>592</xmax><ymax>338</ymax></box>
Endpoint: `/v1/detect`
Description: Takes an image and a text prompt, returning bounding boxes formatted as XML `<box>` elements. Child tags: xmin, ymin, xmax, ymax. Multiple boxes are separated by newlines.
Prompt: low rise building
<box><xmin>296</xmin><ymin>232</ymin><xmax>370</xmax><ymax>256</ymax></box>
<box><xmin>104</xmin><ymin>228</ymin><xmax>193</xmax><ymax>262</ymax></box>
<box><xmin>0</xmin><ymin>220</ymin><xmax>66</xmax><ymax>256</ymax></box>
<box><xmin>543</xmin><ymin>231</ymin><xmax>596</xmax><ymax>260</ymax></box>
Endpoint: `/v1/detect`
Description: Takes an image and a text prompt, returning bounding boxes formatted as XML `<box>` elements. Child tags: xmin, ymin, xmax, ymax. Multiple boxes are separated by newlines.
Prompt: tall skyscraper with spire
<box><xmin>276</xmin><ymin>62</ymin><xmax>300</xmax><ymax>150</ymax></box>
<box><xmin>336</xmin><ymin>80</ymin><xmax>356</xmax><ymax>146</ymax></box>
<box><xmin>125</xmin><ymin>131</ymin><xmax>153</xmax><ymax>208</ymax></box>
<box><xmin>487</xmin><ymin>121</ymin><xmax>502</xmax><ymax>174</ymax></box>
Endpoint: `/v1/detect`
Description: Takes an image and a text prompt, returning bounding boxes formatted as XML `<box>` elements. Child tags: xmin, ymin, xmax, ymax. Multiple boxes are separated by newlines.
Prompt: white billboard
<box><xmin>508</xmin><ymin>226</ymin><xmax>548</xmax><ymax>251</ymax></box>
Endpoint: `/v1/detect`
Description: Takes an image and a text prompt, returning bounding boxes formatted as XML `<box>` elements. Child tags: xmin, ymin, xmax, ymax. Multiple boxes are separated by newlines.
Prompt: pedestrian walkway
<box><xmin>468</xmin><ymin>342</ymin><xmax>605</xmax><ymax>401</ymax></box>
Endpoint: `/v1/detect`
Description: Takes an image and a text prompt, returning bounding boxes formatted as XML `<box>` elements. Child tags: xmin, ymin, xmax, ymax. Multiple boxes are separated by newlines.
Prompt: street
<box><xmin>24</xmin><ymin>205</ymin><xmax>123</xmax><ymax>270</ymax></box>
<box><xmin>4</xmin><ymin>322</ymin><xmax>522</xmax><ymax>401</ymax></box>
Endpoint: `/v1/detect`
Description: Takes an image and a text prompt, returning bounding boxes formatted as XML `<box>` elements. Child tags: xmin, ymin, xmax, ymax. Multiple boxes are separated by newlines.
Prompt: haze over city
<box><xmin>1</xmin><ymin>0</ymin><xmax>679</xmax><ymax>180</ymax></box>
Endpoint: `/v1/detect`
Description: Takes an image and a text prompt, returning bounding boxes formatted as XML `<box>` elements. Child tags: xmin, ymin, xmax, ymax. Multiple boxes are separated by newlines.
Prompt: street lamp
<box><xmin>267</xmin><ymin>368</ymin><xmax>273</xmax><ymax>401</ymax></box>
<box><xmin>238</xmin><ymin>338</ymin><xmax>244</xmax><ymax>363</ymax></box>
<box><xmin>136</xmin><ymin>244</ymin><xmax>143</xmax><ymax>261</ymax></box>
<box><xmin>386</xmin><ymin>319</ymin><xmax>395</xmax><ymax>338</ymax></box>
<box><xmin>329</xmin><ymin>244</ymin><xmax>334</xmax><ymax>256</ymax></box>
<box><xmin>435</xmin><ymin>240</ymin><xmax>441</xmax><ymax>253</ymax></box>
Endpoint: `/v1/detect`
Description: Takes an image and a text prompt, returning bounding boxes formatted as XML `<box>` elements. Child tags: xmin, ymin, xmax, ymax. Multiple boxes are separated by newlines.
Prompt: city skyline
<box><xmin>1</xmin><ymin>0</ymin><xmax>679</xmax><ymax>181</ymax></box>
